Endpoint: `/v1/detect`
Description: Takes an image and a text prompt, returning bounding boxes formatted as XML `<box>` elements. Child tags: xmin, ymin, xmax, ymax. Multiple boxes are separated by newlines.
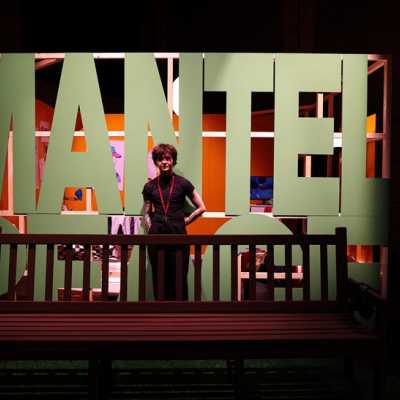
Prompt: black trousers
<box><xmin>148</xmin><ymin>219</ymin><xmax>190</xmax><ymax>300</ymax></box>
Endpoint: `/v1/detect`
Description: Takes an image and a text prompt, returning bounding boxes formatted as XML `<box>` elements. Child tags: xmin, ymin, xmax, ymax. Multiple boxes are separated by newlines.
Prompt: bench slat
<box><xmin>120</xmin><ymin>244</ymin><xmax>129</xmax><ymax>301</ymax></box>
<box><xmin>82</xmin><ymin>244</ymin><xmax>91</xmax><ymax>301</ymax></box>
<box><xmin>336</xmin><ymin>227</ymin><xmax>348</xmax><ymax>306</ymax></box>
<box><xmin>212</xmin><ymin>245</ymin><xmax>220</xmax><ymax>301</ymax></box>
<box><xmin>101</xmin><ymin>245</ymin><xmax>109</xmax><ymax>300</ymax></box>
<box><xmin>302</xmin><ymin>244</ymin><xmax>310</xmax><ymax>301</ymax></box>
<box><xmin>138</xmin><ymin>245</ymin><xmax>146</xmax><ymax>301</ymax></box>
<box><xmin>230</xmin><ymin>245</ymin><xmax>238</xmax><ymax>302</ymax></box>
<box><xmin>194</xmin><ymin>244</ymin><xmax>202</xmax><ymax>301</ymax></box>
<box><xmin>26</xmin><ymin>243</ymin><xmax>36</xmax><ymax>300</ymax></box>
<box><xmin>7</xmin><ymin>244</ymin><xmax>18</xmax><ymax>301</ymax></box>
<box><xmin>175</xmin><ymin>248</ymin><xmax>183</xmax><ymax>301</ymax></box>
<box><xmin>45</xmin><ymin>244</ymin><xmax>54</xmax><ymax>301</ymax></box>
<box><xmin>0</xmin><ymin>313</ymin><xmax>377</xmax><ymax>344</ymax></box>
<box><xmin>157</xmin><ymin>248</ymin><xmax>165</xmax><ymax>300</ymax></box>
<box><xmin>320</xmin><ymin>244</ymin><xmax>328</xmax><ymax>301</ymax></box>
<box><xmin>249</xmin><ymin>244</ymin><xmax>257</xmax><ymax>300</ymax></box>
<box><xmin>285</xmin><ymin>244</ymin><xmax>292</xmax><ymax>301</ymax></box>
<box><xmin>63</xmin><ymin>244</ymin><xmax>73</xmax><ymax>301</ymax></box>
<box><xmin>266</xmin><ymin>244</ymin><xmax>274</xmax><ymax>301</ymax></box>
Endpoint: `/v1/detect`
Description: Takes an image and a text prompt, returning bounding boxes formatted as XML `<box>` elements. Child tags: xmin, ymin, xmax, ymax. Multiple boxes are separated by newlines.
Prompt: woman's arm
<box><xmin>184</xmin><ymin>190</ymin><xmax>206</xmax><ymax>226</ymax></box>
<box><xmin>143</xmin><ymin>200</ymin><xmax>152</xmax><ymax>232</ymax></box>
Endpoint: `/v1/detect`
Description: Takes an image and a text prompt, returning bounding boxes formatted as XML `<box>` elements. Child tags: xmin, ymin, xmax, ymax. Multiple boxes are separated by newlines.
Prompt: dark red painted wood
<box><xmin>194</xmin><ymin>244</ymin><xmax>202</xmax><ymax>301</ymax></box>
<box><xmin>157</xmin><ymin>248</ymin><xmax>165</xmax><ymax>301</ymax></box>
<box><xmin>285</xmin><ymin>244</ymin><xmax>293</xmax><ymax>301</ymax></box>
<box><xmin>320</xmin><ymin>244</ymin><xmax>328</xmax><ymax>301</ymax></box>
<box><xmin>101</xmin><ymin>245</ymin><xmax>109</xmax><ymax>301</ymax></box>
<box><xmin>266</xmin><ymin>244</ymin><xmax>274</xmax><ymax>301</ymax></box>
<box><xmin>82</xmin><ymin>244</ymin><xmax>91</xmax><ymax>301</ymax></box>
<box><xmin>213</xmin><ymin>245</ymin><xmax>220</xmax><ymax>301</ymax></box>
<box><xmin>45</xmin><ymin>244</ymin><xmax>54</xmax><ymax>301</ymax></box>
<box><xmin>230</xmin><ymin>245</ymin><xmax>238</xmax><ymax>302</ymax></box>
<box><xmin>7</xmin><ymin>244</ymin><xmax>17</xmax><ymax>301</ymax></box>
<box><xmin>138</xmin><ymin>245</ymin><xmax>146</xmax><ymax>301</ymax></box>
<box><xmin>248</xmin><ymin>244</ymin><xmax>257</xmax><ymax>300</ymax></box>
<box><xmin>175</xmin><ymin>248</ymin><xmax>183</xmax><ymax>301</ymax></box>
<box><xmin>63</xmin><ymin>244</ymin><xmax>73</xmax><ymax>301</ymax></box>
<box><xmin>26</xmin><ymin>243</ymin><xmax>36</xmax><ymax>300</ymax></box>
<box><xmin>120</xmin><ymin>244</ymin><xmax>128</xmax><ymax>301</ymax></box>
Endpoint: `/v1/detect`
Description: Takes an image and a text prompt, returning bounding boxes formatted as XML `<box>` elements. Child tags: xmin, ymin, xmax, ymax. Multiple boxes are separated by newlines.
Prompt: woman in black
<box><xmin>142</xmin><ymin>144</ymin><xmax>206</xmax><ymax>300</ymax></box>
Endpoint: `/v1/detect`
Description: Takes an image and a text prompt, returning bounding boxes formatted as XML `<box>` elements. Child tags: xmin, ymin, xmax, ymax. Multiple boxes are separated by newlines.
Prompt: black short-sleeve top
<box><xmin>142</xmin><ymin>173</ymin><xmax>195</xmax><ymax>223</ymax></box>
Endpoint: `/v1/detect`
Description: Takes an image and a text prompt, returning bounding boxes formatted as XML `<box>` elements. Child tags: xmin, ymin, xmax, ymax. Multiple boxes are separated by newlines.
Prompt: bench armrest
<box><xmin>348</xmin><ymin>278</ymin><xmax>386</xmax><ymax>304</ymax></box>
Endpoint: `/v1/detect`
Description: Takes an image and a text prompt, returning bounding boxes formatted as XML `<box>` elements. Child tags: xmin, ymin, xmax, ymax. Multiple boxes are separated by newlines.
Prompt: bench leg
<box><xmin>227</xmin><ymin>359</ymin><xmax>246</xmax><ymax>400</ymax></box>
<box><xmin>373</xmin><ymin>358</ymin><xmax>385</xmax><ymax>400</ymax></box>
<box><xmin>102</xmin><ymin>359</ymin><xmax>113</xmax><ymax>395</ymax></box>
<box><xmin>89</xmin><ymin>359</ymin><xmax>112</xmax><ymax>400</ymax></box>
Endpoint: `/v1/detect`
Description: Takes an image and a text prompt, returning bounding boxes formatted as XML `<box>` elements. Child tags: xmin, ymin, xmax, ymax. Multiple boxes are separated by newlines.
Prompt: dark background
<box><xmin>1</xmin><ymin>0</ymin><xmax>399</xmax><ymax>308</ymax></box>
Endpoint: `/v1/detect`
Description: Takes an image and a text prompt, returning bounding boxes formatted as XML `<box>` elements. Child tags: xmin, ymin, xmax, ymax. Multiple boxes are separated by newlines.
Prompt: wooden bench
<box><xmin>0</xmin><ymin>227</ymin><xmax>386</xmax><ymax>399</ymax></box>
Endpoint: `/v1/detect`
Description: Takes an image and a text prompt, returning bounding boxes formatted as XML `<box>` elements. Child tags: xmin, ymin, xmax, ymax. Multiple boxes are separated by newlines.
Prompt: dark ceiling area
<box><xmin>1</xmin><ymin>1</ymin><xmax>398</xmax><ymax>114</ymax></box>
<box><xmin>4</xmin><ymin>1</ymin><xmax>395</xmax><ymax>54</ymax></box>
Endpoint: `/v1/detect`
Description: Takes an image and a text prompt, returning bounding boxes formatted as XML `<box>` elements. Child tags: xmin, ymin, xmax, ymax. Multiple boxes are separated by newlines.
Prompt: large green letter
<box><xmin>308</xmin><ymin>55</ymin><xmax>389</xmax><ymax>290</ymax></box>
<box><xmin>37</xmin><ymin>53</ymin><xmax>121</xmax><ymax>214</ymax></box>
<box><xmin>273</xmin><ymin>54</ymin><xmax>341</xmax><ymax>216</ymax></box>
<box><xmin>204</xmin><ymin>53</ymin><xmax>274</xmax><ymax>215</ymax></box>
<box><xmin>0</xmin><ymin>54</ymin><xmax>35</xmax><ymax>213</ymax></box>
<box><xmin>125</xmin><ymin>53</ymin><xmax>177</xmax><ymax>214</ymax></box>
<box><xmin>341</xmin><ymin>54</ymin><xmax>389</xmax><ymax>219</ymax></box>
<box><xmin>178</xmin><ymin>53</ymin><xmax>204</xmax><ymax>195</ymax></box>
<box><xmin>0</xmin><ymin>218</ymin><xmax>27</xmax><ymax>296</ymax></box>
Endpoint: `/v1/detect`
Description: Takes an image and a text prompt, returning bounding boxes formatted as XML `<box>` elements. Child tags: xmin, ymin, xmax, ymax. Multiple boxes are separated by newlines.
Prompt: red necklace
<box><xmin>157</xmin><ymin>174</ymin><xmax>175</xmax><ymax>222</ymax></box>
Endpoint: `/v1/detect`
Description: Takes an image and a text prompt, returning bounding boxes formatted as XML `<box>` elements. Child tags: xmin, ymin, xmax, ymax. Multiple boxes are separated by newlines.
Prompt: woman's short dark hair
<box><xmin>152</xmin><ymin>144</ymin><xmax>178</xmax><ymax>166</ymax></box>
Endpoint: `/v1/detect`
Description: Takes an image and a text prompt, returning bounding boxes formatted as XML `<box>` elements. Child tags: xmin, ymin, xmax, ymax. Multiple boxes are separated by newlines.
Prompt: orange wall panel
<box><xmin>105</xmin><ymin>114</ymin><xmax>124</xmax><ymax>131</ymax></box>
<box><xmin>251</xmin><ymin>111</ymin><xmax>274</xmax><ymax>132</ymax></box>
<box><xmin>187</xmin><ymin>217</ymin><xmax>230</xmax><ymax>236</ymax></box>
<box><xmin>366</xmin><ymin>141</ymin><xmax>375</xmax><ymax>178</ymax></box>
<box><xmin>202</xmin><ymin>137</ymin><xmax>226</xmax><ymax>211</ymax></box>
<box><xmin>35</xmin><ymin>99</ymin><xmax>54</xmax><ymax>130</ymax></box>
<box><xmin>203</xmin><ymin>114</ymin><xmax>226</xmax><ymax>131</ymax></box>
<box><xmin>71</xmin><ymin>136</ymin><xmax>87</xmax><ymax>152</ymax></box>
<box><xmin>187</xmin><ymin>217</ymin><xmax>231</xmax><ymax>253</ymax></box>
<box><xmin>251</xmin><ymin>138</ymin><xmax>274</xmax><ymax>176</ymax></box>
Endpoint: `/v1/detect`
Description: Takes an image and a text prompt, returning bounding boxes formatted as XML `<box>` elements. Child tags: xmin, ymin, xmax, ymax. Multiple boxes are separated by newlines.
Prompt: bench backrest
<box><xmin>0</xmin><ymin>227</ymin><xmax>348</xmax><ymax>312</ymax></box>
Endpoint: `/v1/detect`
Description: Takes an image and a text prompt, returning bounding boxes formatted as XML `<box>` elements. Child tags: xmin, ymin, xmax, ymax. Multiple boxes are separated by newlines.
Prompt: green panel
<box><xmin>327</xmin><ymin>246</ymin><xmax>337</xmax><ymax>300</ymax></box>
<box><xmin>309</xmin><ymin>215</ymin><xmax>386</xmax><ymax>291</ymax></box>
<box><xmin>201</xmin><ymin>214</ymin><xmax>302</xmax><ymax>301</ymax></box>
<box><xmin>273</xmin><ymin>54</ymin><xmax>341</xmax><ymax>216</ymax></box>
<box><xmin>37</xmin><ymin>54</ymin><xmax>121</xmax><ymax>214</ymax></box>
<box><xmin>309</xmin><ymin>245</ymin><xmax>322</xmax><ymax>301</ymax></box>
<box><xmin>348</xmin><ymin>263</ymin><xmax>380</xmax><ymax>290</ymax></box>
<box><xmin>125</xmin><ymin>247</ymin><xmax>140</xmax><ymax>302</ymax></box>
<box><xmin>126</xmin><ymin>224</ymin><xmax>148</xmax><ymax>302</ymax></box>
<box><xmin>0</xmin><ymin>54</ymin><xmax>35</xmax><ymax>213</ymax></box>
<box><xmin>124</xmin><ymin>53</ymin><xmax>177</xmax><ymax>215</ymax></box>
<box><xmin>308</xmin><ymin>245</ymin><xmax>340</xmax><ymax>301</ymax></box>
<box><xmin>178</xmin><ymin>53</ymin><xmax>203</xmax><ymax>195</ymax></box>
<box><xmin>0</xmin><ymin>218</ymin><xmax>27</xmax><ymax>296</ymax></box>
<box><xmin>28</xmin><ymin>214</ymin><xmax>107</xmax><ymax>300</ymax></box>
<box><xmin>204</xmin><ymin>53</ymin><xmax>274</xmax><ymax>215</ymax></box>
<box><xmin>341</xmin><ymin>54</ymin><xmax>390</xmax><ymax>217</ymax></box>
<box><xmin>308</xmin><ymin>216</ymin><xmax>388</xmax><ymax>245</ymax></box>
